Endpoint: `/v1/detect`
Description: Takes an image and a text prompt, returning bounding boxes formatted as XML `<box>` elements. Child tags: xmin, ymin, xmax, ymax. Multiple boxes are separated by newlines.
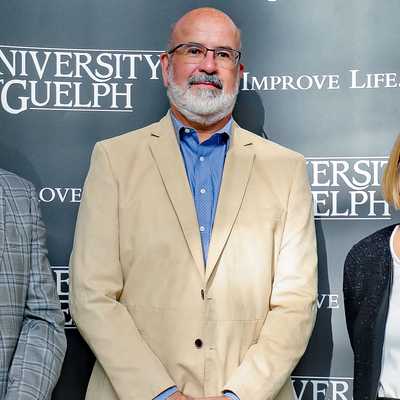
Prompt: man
<box><xmin>70</xmin><ymin>7</ymin><xmax>317</xmax><ymax>400</ymax></box>
<box><xmin>0</xmin><ymin>169</ymin><xmax>66</xmax><ymax>399</ymax></box>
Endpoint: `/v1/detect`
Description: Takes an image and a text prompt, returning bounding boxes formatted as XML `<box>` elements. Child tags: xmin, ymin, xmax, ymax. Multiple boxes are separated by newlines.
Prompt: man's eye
<box><xmin>186</xmin><ymin>47</ymin><xmax>202</xmax><ymax>55</ymax></box>
<box><xmin>216</xmin><ymin>50</ymin><xmax>231</xmax><ymax>59</ymax></box>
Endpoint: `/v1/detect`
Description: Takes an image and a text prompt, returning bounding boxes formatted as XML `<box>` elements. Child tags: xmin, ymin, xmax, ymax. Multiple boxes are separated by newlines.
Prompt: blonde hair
<box><xmin>383</xmin><ymin>134</ymin><xmax>400</xmax><ymax>208</ymax></box>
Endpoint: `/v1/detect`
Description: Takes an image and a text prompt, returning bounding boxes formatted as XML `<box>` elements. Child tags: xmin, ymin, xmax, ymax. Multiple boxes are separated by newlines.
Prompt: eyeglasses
<box><xmin>167</xmin><ymin>43</ymin><xmax>241</xmax><ymax>69</ymax></box>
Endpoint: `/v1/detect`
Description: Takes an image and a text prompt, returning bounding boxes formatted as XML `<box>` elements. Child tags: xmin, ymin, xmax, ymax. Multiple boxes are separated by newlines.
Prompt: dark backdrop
<box><xmin>1</xmin><ymin>1</ymin><xmax>399</xmax><ymax>399</ymax></box>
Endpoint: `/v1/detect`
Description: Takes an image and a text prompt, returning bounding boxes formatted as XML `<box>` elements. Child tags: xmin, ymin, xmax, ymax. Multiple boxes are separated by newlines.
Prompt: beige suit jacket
<box><xmin>70</xmin><ymin>112</ymin><xmax>317</xmax><ymax>400</ymax></box>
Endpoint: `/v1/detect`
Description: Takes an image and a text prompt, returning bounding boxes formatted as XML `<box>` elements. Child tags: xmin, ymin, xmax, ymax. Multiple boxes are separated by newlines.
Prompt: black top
<box><xmin>343</xmin><ymin>223</ymin><xmax>396</xmax><ymax>400</ymax></box>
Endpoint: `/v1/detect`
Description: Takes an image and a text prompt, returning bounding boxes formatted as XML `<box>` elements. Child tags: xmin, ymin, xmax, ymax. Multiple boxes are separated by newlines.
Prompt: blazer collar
<box><xmin>148</xmin><ymin>112</ymin><xmax>204</xmax><ymax>279</ymax></box>
<box><xmin>148</xmin><ymin>112</ymin><xmax>255</xmax><ymax>284</ymax></box>
<box><xmin>204</xmin><ymin>120</ymin><xmax>254</xmax><ymax>284</ymax></box>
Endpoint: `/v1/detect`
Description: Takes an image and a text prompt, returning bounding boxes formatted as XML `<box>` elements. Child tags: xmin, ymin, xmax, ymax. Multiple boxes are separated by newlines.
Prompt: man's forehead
<box><xmin>174</xmin><ymin>27</ymin><xmax>238</xmax><ymax>48</ymax></box>
<box><xmin>171</xmin><ymin>11</ymin><xmax>240</xmax><ymax>48</ymax></box>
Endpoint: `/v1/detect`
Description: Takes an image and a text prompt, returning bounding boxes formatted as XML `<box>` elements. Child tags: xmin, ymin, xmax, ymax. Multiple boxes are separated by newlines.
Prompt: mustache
<box><xmin>188</xmin><ymin>74</ymin><xmax>223</xmax><ymax>89</ymax></box>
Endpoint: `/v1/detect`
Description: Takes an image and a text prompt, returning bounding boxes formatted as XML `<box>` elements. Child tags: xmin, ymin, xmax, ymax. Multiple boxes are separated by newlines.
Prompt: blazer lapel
<box><xmin>149</xmin><ymin>113</ymin><xmax>205</xmax><ymax>278</ymax></box>
<box><xmin>205</xmin><ymin>123</ymin><xmax>255</xmax><ymax>284</ymax></box>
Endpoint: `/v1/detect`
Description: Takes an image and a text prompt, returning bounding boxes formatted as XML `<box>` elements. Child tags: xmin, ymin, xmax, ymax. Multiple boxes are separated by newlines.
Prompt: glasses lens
<box><xmin>174</xmin><ymin>44</ymin><xmax>239</xmax><ymax>69</ymax></box>
<box><xmin>180</xmin><ymin>44</ymin><xmax>206</xmax><ymax>59</ymax></box>
<box><xmin>215</xmin><ymin>48</ymin><xmax>237</xmax><ymax>67</ymax></box>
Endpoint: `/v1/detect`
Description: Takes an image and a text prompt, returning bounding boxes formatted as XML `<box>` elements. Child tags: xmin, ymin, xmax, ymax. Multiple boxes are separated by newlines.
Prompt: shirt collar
<box><xmin>170</xmin><ymin>111</ymin><xmax>233</xmax><ymax>144</ymax></box>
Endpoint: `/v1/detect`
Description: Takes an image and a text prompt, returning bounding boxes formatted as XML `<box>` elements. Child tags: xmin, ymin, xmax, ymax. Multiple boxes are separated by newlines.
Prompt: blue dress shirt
<box><xmin>153</xmin><ymin>114</ymin><xmax>239</xmax><ymax>400</ymax></box>
<box><xmin>173</xmin><ymin>115</ymin><xmax>231</xmax><ymax>262</ymax></box>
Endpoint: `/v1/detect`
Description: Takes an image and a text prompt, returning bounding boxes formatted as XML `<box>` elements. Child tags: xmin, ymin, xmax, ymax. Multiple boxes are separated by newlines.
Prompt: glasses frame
<box><xmin>167</xmin><ymin>42</ymin><xmax>242</xmax><ymax>66</ymax></box>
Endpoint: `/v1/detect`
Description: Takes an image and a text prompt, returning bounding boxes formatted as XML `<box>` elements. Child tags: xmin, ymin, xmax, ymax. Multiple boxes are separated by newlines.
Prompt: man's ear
<box><xmin>160</xmin><ymin>53</ymin><xmax>170</xmax><ymax>87</ymax></box>
<box><xmin>239</xmin><ymin>63</ymin><xmax>244</xmax><ymax>79</ymax></box>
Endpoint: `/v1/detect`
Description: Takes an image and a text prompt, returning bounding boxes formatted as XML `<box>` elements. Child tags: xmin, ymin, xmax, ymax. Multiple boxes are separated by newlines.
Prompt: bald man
<box><xmin>70</xmin><ymin>8</ymin><xmax>317</xmax><ymax>400</ymax></box>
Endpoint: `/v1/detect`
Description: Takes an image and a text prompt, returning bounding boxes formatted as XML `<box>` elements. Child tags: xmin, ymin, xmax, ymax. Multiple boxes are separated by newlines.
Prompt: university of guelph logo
<box><xmin>0</xmin><ymin>44</ymin><xmax>162</xmax><ymax>114</ymax></box>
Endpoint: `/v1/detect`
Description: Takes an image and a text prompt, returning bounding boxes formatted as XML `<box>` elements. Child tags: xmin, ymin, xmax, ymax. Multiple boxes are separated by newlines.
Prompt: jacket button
<box><xmin>195</xmin><ymin>339</ymin><xmax>203</xmax><ymax>348</ymax></box>
<box><xmin>201</xmin><ymin>289</ymin><xmax>205</xmax><ymax>300</ymax></box>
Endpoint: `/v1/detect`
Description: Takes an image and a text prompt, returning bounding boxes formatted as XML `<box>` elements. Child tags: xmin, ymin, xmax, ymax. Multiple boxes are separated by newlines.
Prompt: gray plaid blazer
<box><xmin>0</xmin><ymin>169</ymin><xmax>66</xmax><ymax>399</ymax></box>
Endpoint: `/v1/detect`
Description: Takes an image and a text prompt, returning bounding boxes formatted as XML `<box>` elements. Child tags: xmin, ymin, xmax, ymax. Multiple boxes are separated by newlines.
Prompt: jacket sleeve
<box><xmin>69</xmin><ymin>142</ymin><xmax>176</xmax><ymax>400</ymax></box>
<box><xmin>223</xmin><ymin>157</ymin><xmax>318</xmax><ymax>400</ymax></box>
<box><xmin>5</xmin><ymin>184</ymin><xmax>67</xmax><ymax>400</ymax></box>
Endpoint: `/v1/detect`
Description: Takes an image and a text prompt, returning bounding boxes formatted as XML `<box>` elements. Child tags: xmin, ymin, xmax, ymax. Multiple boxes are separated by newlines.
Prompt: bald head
<box><xmin>168</xmin><ymin>8</ymin><xmax>241</xmax><ymax>50</ymax></box>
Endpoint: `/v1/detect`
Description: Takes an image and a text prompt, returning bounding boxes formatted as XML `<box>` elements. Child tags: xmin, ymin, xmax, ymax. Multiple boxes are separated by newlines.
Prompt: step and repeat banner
<box><xmin>1</xmin><ymin>0</ymin><xmax>399</xmax><ymax>399</ymax></box>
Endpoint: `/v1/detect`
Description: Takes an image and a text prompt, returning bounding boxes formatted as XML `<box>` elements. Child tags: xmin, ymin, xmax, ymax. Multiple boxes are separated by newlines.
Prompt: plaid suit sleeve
<box><xmin>5</xmin><ymin>184</ymin><xmax>67</xmax><ymax>400</ymax></box>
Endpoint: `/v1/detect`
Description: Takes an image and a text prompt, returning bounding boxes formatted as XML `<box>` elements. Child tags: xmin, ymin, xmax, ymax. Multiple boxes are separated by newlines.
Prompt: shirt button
<box><xmin>200</xmin><ymin>188</ymin><xmax>206</xmax><ymax>194</ymax></box>
<box><xmin>201</xmin><ymin>289</ymin><xmax>205</xmax><ymax>300</ymax></box>
<box><xmin>195</xmin><ymin>339</ymin><xmax>203</xmax><ymax>348</ymax></box>
<box><xmin>200</xmin><ymin>226</ymin><xmax>205</xmax><ymax>232</ymax></box>
<box><xmin>199</xmin><ymin>156</ymin><xmax>205</xmax><ymax>162</ymax></box>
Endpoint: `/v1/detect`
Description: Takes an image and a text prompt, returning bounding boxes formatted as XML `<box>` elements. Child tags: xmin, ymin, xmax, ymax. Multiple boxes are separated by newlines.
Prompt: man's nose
<box><xmin>198</xmin><ymin>50</ymin><xmax>218</xmax><ymax>74</ymax></box>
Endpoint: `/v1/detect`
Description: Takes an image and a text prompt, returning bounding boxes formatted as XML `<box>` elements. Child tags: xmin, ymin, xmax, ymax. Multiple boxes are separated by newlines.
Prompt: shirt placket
<box><xmin>194</xmin><ymin>144</ymin><xmax>213</xmax><ymax>262</ymax></box>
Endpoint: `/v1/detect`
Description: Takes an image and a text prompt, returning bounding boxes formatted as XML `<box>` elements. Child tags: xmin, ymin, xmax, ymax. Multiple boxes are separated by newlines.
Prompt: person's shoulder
<box><xmin>347</xmin><ymin>223</ymin><xmax>396</xmax><ymax>262</ymax></box>
<box><xmin>97</xmin><ymin>117</ymin><xmax>164</xmax><ymax>152</ymax></box>
<box><xmin>0</xmin><ymin>168</ymin><xmax>35</xmax><ymax>195</ymax></box>
<box><xmin>235</xmin><ymin>124</ymin><xmax>305</xmax><ymax>163</ymax></box>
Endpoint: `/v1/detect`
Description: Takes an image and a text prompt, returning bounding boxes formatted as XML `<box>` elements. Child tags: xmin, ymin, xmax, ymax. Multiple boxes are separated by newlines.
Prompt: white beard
<box><xmin>167</xmin><ymin>66</ymin><xmax>240</xmax><ymax>126</ymax></box>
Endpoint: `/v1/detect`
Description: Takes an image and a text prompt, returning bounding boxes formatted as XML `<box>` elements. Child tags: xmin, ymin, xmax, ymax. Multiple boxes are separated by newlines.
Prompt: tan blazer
<box><xmin>70</xmin><ymin>112</ymin><xmax>317</xmax><ymax>400</ymax></box>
